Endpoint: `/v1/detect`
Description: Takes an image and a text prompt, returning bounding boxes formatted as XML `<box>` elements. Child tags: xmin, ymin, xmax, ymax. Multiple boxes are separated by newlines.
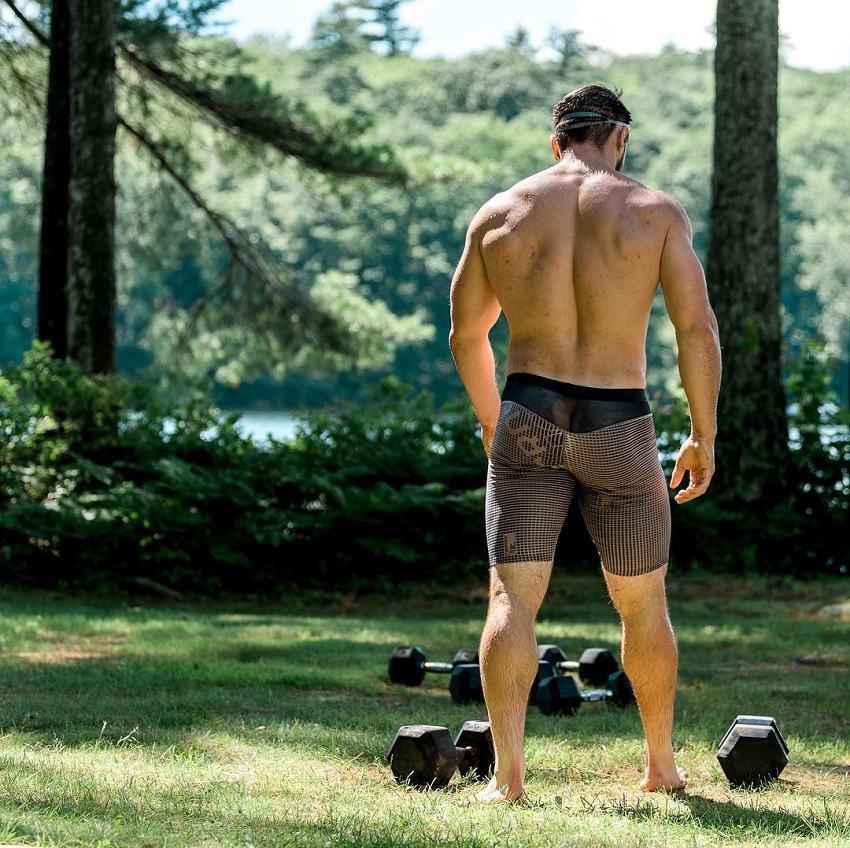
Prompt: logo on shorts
<box><xmin>503</xmin><ymin>532</ymin><xmax>518</xmax><ymax>556</ymax></box>
<box><xmin>505</xmin><ymin>410</ymin><xmax>545</xmax><ymax>459</ymax></box>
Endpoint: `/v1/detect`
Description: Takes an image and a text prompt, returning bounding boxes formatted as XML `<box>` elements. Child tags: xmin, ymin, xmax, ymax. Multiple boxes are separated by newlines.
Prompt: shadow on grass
<box><xmin>0</xmin><ymin>635</ymin><xmax>494</xmax><ymax>763</ymax></box>
<box><xmin>578</xmin><ymin>786</ymin><xmax>849</xmax><ymax>842</ymax></box>
<box><xmin>0</xmin><ymin>594</ymin><xmax>847</xmax><ymax>778</ymax></box>
<box><xmin>682</xmin><ymin>791</ymin><xmax>850</xmax><ymax>840</ymax></box>
<box><xmin>0</xmin><ymin>756</ymin><xmax>513</xmax><ymax>848</ymax></box>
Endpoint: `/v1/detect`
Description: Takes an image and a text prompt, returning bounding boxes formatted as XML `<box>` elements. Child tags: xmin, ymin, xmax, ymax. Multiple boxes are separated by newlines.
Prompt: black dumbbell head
<box><xmin>449</xmin><ymin>663</ymin><xmax>484</xmax><ymax>704</ymax></box>
<box><xmin>529</xmin><ymin>660</ymin><xmax>557</xmax><ymax>706</ymax></box>
<box><xmin>578</xmin><ymin>648</ymin><xmax>619</xmax><ymax>685</ymax></box>
<box><xmin>388</xmin><ymin>646</ymin><xmax>427</xmax><ymax>686</ymax></box>
<box><xmin>605</xmin><ymin>671</ymin><xmax>634</xmax><ymax>706</ymax></box>
<box><xmin>454</xmin><ymin>720</ymin><xmax>495</xmax><ymax>779</ymax></box>
<box><xmin>538</xmin><ymin>644</ymin><xmax>567</xmax><ymax>665</ymax></box>
<box><xmin>717</xmin><ymin>715</ymin><xmax>789</xmax><ymax>787</ymax></box>
<box><xmin>537</xmin><ymin>675</ymin><xmax>582</xmax><ymax>716</ymax></box>
<box><xmin>536</xmin><ymin>645</ymin><xmax>619</xmax><ymax>685</ymax></box>
<box><xmin>452</xmin><ymin>648</ymin><xmax>479</xmax><ymax>665</ymax></box>
<box><xmin>386</xmin><ymin>725</ymin><xmax>458</xmax><ymax>788</ymax></box>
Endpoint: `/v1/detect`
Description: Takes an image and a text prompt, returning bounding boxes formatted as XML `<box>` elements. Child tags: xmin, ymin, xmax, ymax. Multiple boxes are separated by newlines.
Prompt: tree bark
<box><xmin>37</xmin><ymin>0</ymin><xmax>70</xmax><ymax>359</ymax></box>
<box><xmin>67</xmin><ymin>0</ymin><xmax>117</xmax><ymax>373</ymax></box>
<box><xmin>707</xmin><ymin>0</ymin><xmax>790</xmax><ymax>505</ymax></box>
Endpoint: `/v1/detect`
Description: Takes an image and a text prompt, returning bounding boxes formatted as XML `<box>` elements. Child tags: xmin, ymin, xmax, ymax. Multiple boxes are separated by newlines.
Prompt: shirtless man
<box><xmin>448</xmin><ymin>85</ymin><xmax>721</xmax><ymax>802</ymax></box>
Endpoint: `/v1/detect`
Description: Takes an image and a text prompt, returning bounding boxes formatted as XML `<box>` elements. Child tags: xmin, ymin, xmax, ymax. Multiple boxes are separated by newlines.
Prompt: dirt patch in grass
<box><xmin>10</xmin><ymin>633</ymin><xmax>128</xmax><ymax>664</ymax></box>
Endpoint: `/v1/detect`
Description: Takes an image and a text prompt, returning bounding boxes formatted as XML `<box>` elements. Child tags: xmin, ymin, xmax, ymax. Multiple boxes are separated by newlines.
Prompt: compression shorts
<box><xmin>485</xmin><ymin>373</ymin><xmax>671</xmax><ymax>576</ymax></box>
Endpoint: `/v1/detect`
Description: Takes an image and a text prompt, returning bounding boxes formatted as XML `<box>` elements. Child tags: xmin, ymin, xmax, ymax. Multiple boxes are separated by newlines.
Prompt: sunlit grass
<box><xmin>0</xmin><ymin>572</ymin><xmax>847</xmax><ymax>846</ymax></box>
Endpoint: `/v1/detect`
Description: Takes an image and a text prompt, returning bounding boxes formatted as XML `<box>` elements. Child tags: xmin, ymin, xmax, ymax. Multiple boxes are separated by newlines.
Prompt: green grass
<box><xmin>0</xmin><ymin>571</ymin><xmax>848</xmax><ymax>847</ymax></box>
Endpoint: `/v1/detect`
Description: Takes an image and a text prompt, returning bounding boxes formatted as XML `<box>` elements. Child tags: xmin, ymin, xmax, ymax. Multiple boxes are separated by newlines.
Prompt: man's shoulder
<box><xmin>622</xmin><ymin>179</ymin><xmax>689</xmax><ymax>222</ymax></box>
<box><xmin>615</xmin><ymin>173</ymin><xmax>677</xmax><ymax>205</ymax></box>
<box><xmin>476</xmin><ymin>168</ymin><xmax>561</xmax><ymax>216</ymax></box>
<box><xmin>468</xmin><ymin>177</ymin><xmax>536</xmax><ymax>232</ymax></box>
<box><xmin>485</xmin><ymin>171</ymin><xmax>546</xmax><ymax>205</ymax></box>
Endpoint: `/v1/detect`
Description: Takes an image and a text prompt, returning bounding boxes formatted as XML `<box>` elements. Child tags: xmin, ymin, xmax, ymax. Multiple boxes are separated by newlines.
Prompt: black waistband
<box><xmin>504</xmin><ymin>372</ymin><xmax>648</xmax><ymax>403</ymax></box>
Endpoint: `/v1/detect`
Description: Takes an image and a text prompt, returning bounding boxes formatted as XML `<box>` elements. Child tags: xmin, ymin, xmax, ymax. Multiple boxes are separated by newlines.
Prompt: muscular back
<box><xmin>476</xmin><ymin>163</ymin><xmax>676</xmax><ymax>389</ymax></box>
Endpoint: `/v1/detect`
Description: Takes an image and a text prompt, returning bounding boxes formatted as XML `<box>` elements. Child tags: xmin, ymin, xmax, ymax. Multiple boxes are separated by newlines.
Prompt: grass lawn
<box><xmin>0</xmin><ymin>570</ymin><xmax>848</xmax><ymax>847</ymax></box>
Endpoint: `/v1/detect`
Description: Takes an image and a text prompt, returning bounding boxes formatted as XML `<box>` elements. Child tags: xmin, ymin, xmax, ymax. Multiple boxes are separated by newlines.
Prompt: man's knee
<box><xmin>488</xmin><ymin>561</ymin><xmax>552</xmax><ymax>611</ymax></box>
<box><xmin>604</xmin><ymin>563</ymin><xmax>669</xmax><ymax>620</ymax></box>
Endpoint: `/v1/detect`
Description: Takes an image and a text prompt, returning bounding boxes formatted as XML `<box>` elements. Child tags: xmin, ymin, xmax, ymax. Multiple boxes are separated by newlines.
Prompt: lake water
<box><xmin>229</xmin><ymin>410</ymin><xmax>302</xmax><ymax>443</ymax></box>
<box><xmin>228</xmin><ymin>408</ymin><xmax>849</xmax><ymax>455</ymax></box>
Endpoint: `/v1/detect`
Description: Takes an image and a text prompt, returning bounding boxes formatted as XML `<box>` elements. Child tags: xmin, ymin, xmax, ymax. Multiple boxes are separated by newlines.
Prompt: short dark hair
<box><xmin>552</xmin><ymin>85</ymin><xmax>632</xmax><ymax>150</ymax></box>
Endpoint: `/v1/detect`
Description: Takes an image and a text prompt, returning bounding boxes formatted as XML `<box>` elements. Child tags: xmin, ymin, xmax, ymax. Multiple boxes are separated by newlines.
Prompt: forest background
<box><xmin>0</xmin><ymin>1</ymin><xmax>847</xmax><ymax>594</ymax></box>
<box><xmin>2</xmin><ymin>4</ymin><xmax>847</xmax><ymax>407</ymax></box>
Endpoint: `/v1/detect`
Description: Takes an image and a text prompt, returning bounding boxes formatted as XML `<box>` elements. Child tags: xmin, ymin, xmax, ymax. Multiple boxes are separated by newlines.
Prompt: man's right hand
<box><xmin>670</xmin><ymin>436</ymin><xmax>715</xmax><ymax>504</ymax></box>
<box><xmin>481</xmin><ymin>421</ymin><xmax>497</xmax><ymax>457</ymax></box>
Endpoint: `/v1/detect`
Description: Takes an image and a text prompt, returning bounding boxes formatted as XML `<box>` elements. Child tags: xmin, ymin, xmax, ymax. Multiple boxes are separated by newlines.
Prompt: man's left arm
<box><xmin>449</xmin><ymin>213</ymin><xmax>503</xmax><ymax>455</ymax></box>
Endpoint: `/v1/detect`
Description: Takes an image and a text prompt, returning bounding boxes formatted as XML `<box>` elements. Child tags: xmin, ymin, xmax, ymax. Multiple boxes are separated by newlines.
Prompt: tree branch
<box><xmin>1</xmin><ymin>0</ymin><xmax>48</xmax><ymax>45</ymax></box>
<box><xmin>1</xmin><ymin>0</ymin><xmax>379</xmax><ymax>358</ymax></box>
<box><xmin>117</xmin><ymin>40</ymin><xmax>407</xmax><ymax>183</ymax></box>
<box><xmin>117</xmin><ymin>114</ymin><xmax>345</xmax><ymax>350</ymax></box>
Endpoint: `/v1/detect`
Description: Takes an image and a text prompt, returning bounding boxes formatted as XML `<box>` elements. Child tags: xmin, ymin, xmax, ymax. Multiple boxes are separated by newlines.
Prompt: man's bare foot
<box><xmin>474</xmin><ymin>775</ymin><xmax>523</xmax><ymax>804</ymax></box>
<box><xmin>639</xmin><ymin>765</ymin><xmax>688</xmax><ymax>792</ymax></box>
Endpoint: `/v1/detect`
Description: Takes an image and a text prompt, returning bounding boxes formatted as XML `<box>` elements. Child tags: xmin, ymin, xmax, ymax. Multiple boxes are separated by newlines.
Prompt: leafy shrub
<box><xmin>662</xmin><ymin>340</ymin><xmax>849</xmax><ymax>577</ymax></box>
<box><xmin>0</xmin><ymin>344</ymin><xmax>844</xmax><ymax>596</ymax></box>
<box><xmin>0</xmin><ymin>347</ymin><xmax>489</xmax><ymax>594</ymax></box>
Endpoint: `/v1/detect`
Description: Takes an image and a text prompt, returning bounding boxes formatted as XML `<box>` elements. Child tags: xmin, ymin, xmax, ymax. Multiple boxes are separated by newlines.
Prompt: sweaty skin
<box><xmin>450</xmin><ymin>128</ymin><xmax>720</xmax><ymax>481</ymax></box>
<box><xmin>449</xmin><ymin>125</ymin><xmax>721</xmax><ymax>801</ymax></box>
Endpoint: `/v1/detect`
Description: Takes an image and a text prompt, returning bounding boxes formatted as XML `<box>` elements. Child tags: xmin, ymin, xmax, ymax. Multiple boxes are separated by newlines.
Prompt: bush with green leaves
<box><xmin>0</xmin><ymin>346</ymin><xmax>488</xmax><ymax>594</ymax></box>
<box><xmin>665</xmin><ymin>340</ymin><xmax>849</xmax><ymax>577</ymax></box>
<box><xmin>0</xmin><ymin>344</ymin><xmax>845</xmax><ymax>595</ymax></box>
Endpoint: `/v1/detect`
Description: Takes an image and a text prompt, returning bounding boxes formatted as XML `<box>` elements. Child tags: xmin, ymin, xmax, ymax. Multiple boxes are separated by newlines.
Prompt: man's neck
<box><xmin>558</xmin><ymin>145</ymin><xmax>618</xmax><ymax>174</ymax></box>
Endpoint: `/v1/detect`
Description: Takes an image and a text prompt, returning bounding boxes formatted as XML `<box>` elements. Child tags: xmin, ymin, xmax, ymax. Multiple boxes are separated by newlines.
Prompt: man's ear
<box><xmin>550</xmin><ymin>135</ymin><xmax>561</xmax><ymax>161</ymax></box>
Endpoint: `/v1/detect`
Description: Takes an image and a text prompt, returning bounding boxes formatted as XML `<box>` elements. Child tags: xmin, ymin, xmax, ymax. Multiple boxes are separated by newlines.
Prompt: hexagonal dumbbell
<box><xmin>386</xmin><ymin>720</ymin><xmax>494</xmax><ymax>788</ymax></box>
<box><xmin>388</xmin><ymin>646</ymin><xmax>479</xmax><ymax>687</ymax></box>
<box><xmin>450</xmin><ymin>659</ymin><xmax>557</xmax><ymax>706</ymax></box>
<box><xmin>530</xmin><ymin>660</ymin><xmax>558</xmax><ymax>706</ymax></box>
<box><xmin>536</xmin><ymin>670</ymin><xmax>635</xmax><ymax>716</ymax></box>
<box><xmin>537</xmin><ymin>644</ymin><xmax>619</xmax><ymax>686</ymax></box>
<box><xmin>448</xmin><ymin>663</ymin><xmax>484</xmax><ymax>704</ymax></box>
<box><xmin>452</xmin><ymin>659</ymin><xmax>561</xmax><ymax>706</ymax></box>
<box><xmin>717</xmin><ymin>715</ymin><xmax>789</xmax><ymax>787</ymax></box>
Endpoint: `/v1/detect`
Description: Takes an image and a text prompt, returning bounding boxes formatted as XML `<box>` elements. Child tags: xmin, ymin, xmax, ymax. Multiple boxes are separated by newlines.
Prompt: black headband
<box><xmin>554</xmin><ymin>110</ymin><xmax>630</xmax><ymax>133</ymax></box>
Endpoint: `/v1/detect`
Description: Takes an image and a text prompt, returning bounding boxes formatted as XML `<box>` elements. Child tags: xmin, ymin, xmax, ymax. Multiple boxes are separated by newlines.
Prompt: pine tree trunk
<box><xmin>67</xmin><ymin>0</ymin><xmax>117</xmax><ymax>374</ymax></box>
<box><xmin>37</xmin><ymin>0</ymin><xmax>70</xmax><ymax>359</ymax></box>
<box><xmin>707</xmin><ymin>0</ymin><xmax>790</xmax><ymax>505</ymax></box>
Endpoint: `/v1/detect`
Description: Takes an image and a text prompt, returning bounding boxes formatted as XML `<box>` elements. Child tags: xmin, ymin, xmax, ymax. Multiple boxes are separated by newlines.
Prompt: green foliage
<box><xmin>309</xmin><ymin>1</ymin><xmax>373</xmax><ymax>57</ymax></box>
<box><xmin>0</xmin><ymin>31</ymin><xmax>846</xmax><ymax>406</ymax></box>
<box><xmin>118</xmin><ymin>0</ymin><xmax>229</xmax><ymax>44</ymax></box>
<box><xmin>0</xmin><ymin>346</ymin><xmax>487</xmax><ymax>594</ymax></box>
<box><xmin>665</xmin><ymin>340</ymin><xmax>849</xmax><ymax>577</ymax></box>
<box><xmin>779</xmin><ymin>66</ymin><xmax>850</xmax><ymax>399</ymax></box>
<box><xmin>0</xmin><ymin>343</ymin><xmax>844</xmax><ymax>595</ymax></box>
<box><xmin>785</xmin><ymin>340</ymin><xmax>850</xmax><ymax>572</ymax></box>
<box><xmin>349</xmin><ymin>0</ymin><xmax>421</xmax><ymax>57</ymax></box>
<box><xmin>433</xmin><ymin>47</ymin><xmax>555</xmax><ymax>121</ymax></box>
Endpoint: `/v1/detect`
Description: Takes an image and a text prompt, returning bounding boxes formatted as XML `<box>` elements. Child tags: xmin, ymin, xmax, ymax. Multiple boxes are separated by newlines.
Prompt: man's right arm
<box><xmin>658</xmin><ymin>198</ymin><xmax>722</xmax><ymax>504</ymax></box>
<box><xmin>449</xmin><ymin>207</ymin><xmax>503</xmax><ymax>455</ymax></box>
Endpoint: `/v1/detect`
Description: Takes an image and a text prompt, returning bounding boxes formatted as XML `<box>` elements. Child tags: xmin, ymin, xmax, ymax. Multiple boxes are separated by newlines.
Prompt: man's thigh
<box><xmin>575</xmin><ymin>417</ymin><xmax>671</xmax><ymax>577</ymax></box>
<box><xmin>486</xmin><ymin>465</ymin><xmax>575</xmax><ymax>565</ymax></box>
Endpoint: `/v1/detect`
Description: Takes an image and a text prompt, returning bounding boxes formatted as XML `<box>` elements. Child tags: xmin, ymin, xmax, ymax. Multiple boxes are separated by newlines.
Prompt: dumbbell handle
<box><xmin>580</xmin><ymin>686</ymin><xmax>615</xmax><ymax>703</ymax></box>
<box><xmin>417</xmin><ymin>743</ymin><xmax>480</xmax><ymax>773</ymax></box>
<box><xmin>422</xmin><ymin>661</ymin><xmax>454</xmax><ymax>675</ymax></box>
<box><xmin>456</xmin><ymin>745</ymin><xmax>482</xmax><ymax>772</ymax></box>
<box><xmin>553</xmin><ymin>660</ymin><xmax>584</xmax><ymax>674</ymax></box>
<box><xmin>581</xmin><ymin>674</ymin><xmax>633</xmax><ymax>706</ymax></box>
